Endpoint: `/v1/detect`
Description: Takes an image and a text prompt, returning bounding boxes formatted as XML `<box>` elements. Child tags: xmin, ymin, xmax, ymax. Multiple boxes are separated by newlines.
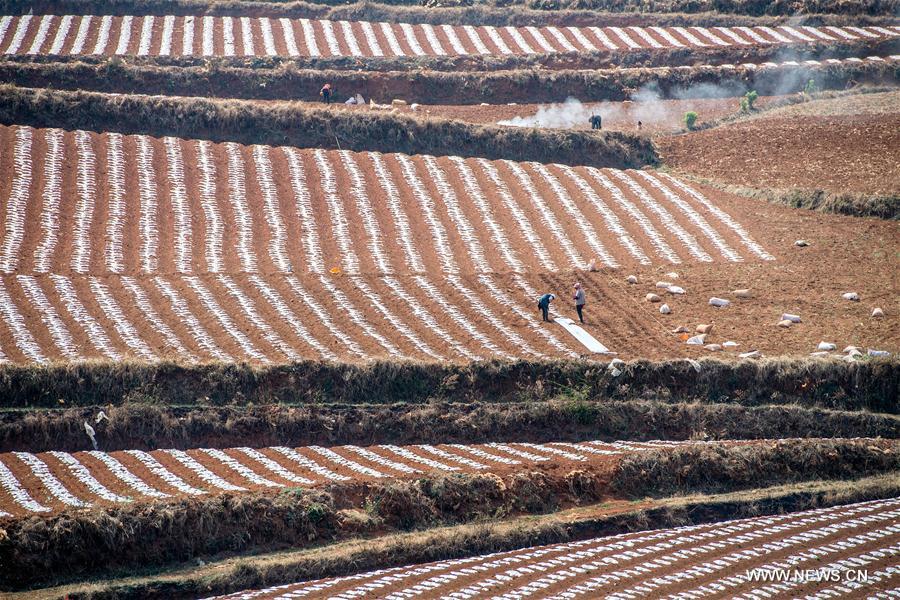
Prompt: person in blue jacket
<box><xmin>537</xmin><ymin>293</ymin><xmax>556</xmax><ymax>322</ymax></box>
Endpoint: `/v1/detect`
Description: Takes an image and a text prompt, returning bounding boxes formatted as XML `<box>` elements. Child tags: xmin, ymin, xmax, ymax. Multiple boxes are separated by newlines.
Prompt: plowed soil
<box><xmin>657</xmin><ymin>91</ymin><xmax>900</xmax><ymax>195</ymax></box>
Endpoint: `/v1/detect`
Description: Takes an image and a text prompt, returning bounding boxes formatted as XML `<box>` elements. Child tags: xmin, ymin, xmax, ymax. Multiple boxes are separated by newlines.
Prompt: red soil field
<box><xmin>0</xmin><ymin>14</ymin><xmax>895</xmax><ymax>58</ymax></box>
<box><xmin>657</xmin><ymin>90</ymin><xmax>900</xmax><ymax>195</ymax></box>
<box><xmin>0</xmin><ymin>124</ymin><xmax>896</xmax><ymax>364</ymax></box>
<box><xmin>209</xmin><ymin>496</ymin><xmax>900</xmax><ymax>599</ymax></box>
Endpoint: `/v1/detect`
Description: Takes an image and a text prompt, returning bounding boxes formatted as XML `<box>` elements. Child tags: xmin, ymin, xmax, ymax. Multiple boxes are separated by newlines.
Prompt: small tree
<box><xmin>740</xmin><ymin>90</ymin><xmax>759</xmax><ymax>112</ymax></box>
<box><xmin>804</xmin><ymin>79</ymin><xmax>819</xmax><ymax>96</ymax></box>
<box><xmin>684</xmin><ymin>111</ymin><xmax>699</xmax><ymax>130</ymax></box>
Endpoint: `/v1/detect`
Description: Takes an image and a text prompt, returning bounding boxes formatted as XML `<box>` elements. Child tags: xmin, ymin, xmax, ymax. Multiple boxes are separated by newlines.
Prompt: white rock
<box><xmin>686</xmin><ymin>334</ymin><xmax>707</xmax><ymax>345</ymax></box>
<box><xmin>705</xmin><ymin>343</ymin><xmax>723</xmax><ymax>352</ymax></box>
<box><xmin>626</xmin><ymin>275</ymin><xmax>638</xmax><ymax>284</ymax></box>
<box><xmin>739</xmin><ymin>350</ymin><xmax>760</xmax><ymax>358</ymax></box>
<box><xmin>646</xmin><ymin>293</ymin><xmax>661</xmax><ymax>303</ymax></box>
<box><xmin>723</xmin><ymin>341</ymin><xmax>739</xmax><ymax>348</ymax></box>
<box><xmin>733</xmin><ymin>289</ymin><xmax>752</xmax><ymax>299</ymax></box>
<box><xmin>841</xmin><ymin>292</ymin><xmax>859</xmax><ymax>301</ymax></box>
<box><xmin>659</xmin><ymin>303</ymin><xmax>671</xmax><ymax>314</ymax></box>
<box><xmin>696</xmin><ymin>324</ymin><xmax>713</xmax><ymax>334</ymax></box>
<box><xmin>709</xmin><ymin>297</ymin><xmax>730</xmax><ymax>307</ymax></box>
<box><xmin>872</xmin><ymin>307</ymin><xmax>884</xmax><ymax>318</ymax></box>
<box><xmin>868</xmin><ymin>349</ymin><xmax>891</xmax><ymax>357</ymax></box>
<box><xmin>667</xmin><ymin>286</ymin><xmax>686</xmax><ymax>295</ymax></box>
<box><xmin>777</xmin><ymin>319</ymin><xmax>793</xmax><ymax>328</ymax></box>
<box><xmin>781</xmin><ymin>313</ymin><xmax>802</xmax><ymax>323</ymax></box>
<box><xmin>817</xmin><ymin>342</ymin><xmax>836</xmax><ymax>351</ymax></box>
<box><xmin>795</xmin><ymin>240</ymin><xmax>809</xmax><ymax>247</ymax></box>
<box><xmin>656</xmin><ymin>281</ymin><xmax>672</xmax><ymax>289</ymax></box>
<box><xmin>665</xmin><ymin>272</ymin><xmax>679</xmax><ymax>279</ymax></box>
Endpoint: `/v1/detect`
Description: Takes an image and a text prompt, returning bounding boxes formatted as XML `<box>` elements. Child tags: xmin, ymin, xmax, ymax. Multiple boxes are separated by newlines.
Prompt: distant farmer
<box><xmin>589</xmin><ymin>114</ymin><xmax>602</xmax><ymax>130</ymax></box>
<box><xmin>637</xmin><ymin>120</ymin><xmax>643</xmax><ymax>131</ymax></box>
<box><xmin>537</xmin><ymin>293</ymin><xmax>556</xmax><ymax>322</ymax></box>
<box><xmin>320</xmin><ymin>83</ymin><xmax>333</xmax><ymax>104</ymax></box>
<box><xmin>573</xmin><ymin>282</ymin><xmax>586</xmax><ymax>324</ymax></box>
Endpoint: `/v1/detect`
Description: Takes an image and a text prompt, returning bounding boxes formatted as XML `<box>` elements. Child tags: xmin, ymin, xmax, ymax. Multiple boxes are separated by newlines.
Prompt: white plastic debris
<box><xmin>646</xmin><ymin>293</ymin><xmax>661</xmax><ymax>303</ymax></box>
<box><xmin>667</xmin><ymin>286</ymin><xmax>685</xmax><ymax>295</ymax></box>
<box><xmin>842</xmin><ymin>292</ymin><xmax>859</xmax><ymax>301</ymax></box>
<box><xmin>666</xmin><ymin>272</ymin><xmax>679</xmax><ymax>279</ymax></box>
<box><xmin>868</xmin><ymin>349</ymin><xmax>890</xmax><ymax>357</ymax></box>
<box><xmin>733</xmin><ymin>289</ymin><xmax>752</xmax><ymax>299</ymax></box>
<box><xmin>659</xmin><ymin>303</ymin><xmax>671</xmax><ymax>314</ymax></box>
<box><xmin>872</xmin><ymin>307</ymin><xmax>884</xmax><ymax>318</ymax></box>
<box><xmin>817</xmin><ymin>342</ymin><xmax>836</xmax><ymax>351</ymax></box>
<box><xmin>95</xmin><ymin>410</ymin><xmax>108</xmax><ymax>424</ymax></box>
<box><xmin>410</xmin><ymin>103</ymin><xmax>420</xmax><ymax>111</ymax></box>
<box><xmin>686</xmin><ymin>334</ymin><xmax>707</xmax><ymax>345</ymax></box>
<box><xmin>739</xmin><ymin>350</ymin><xmax>760</xmax><ymax>359</ymax></box>
<box><xmin>723</xmin><ymin>341</ymin><xmax>739</xmax><ymax>348</ymax></box>
<box><xmin>672</xmin><ymin>326</ymin><xmax>689</xmax><ymax>334</ymax></box>
<box><xmin>608</xmin><ymin>358</ymin><xmax>625</xmax><ymax>369</ymax></box>
<box><xmin>709</xmin><ymin>297</ymin><xmax>730</xmax><ymax>308</ymax></box>
<box><xmin>795</xmin><ymin>240</ymin><xmax>809</xmax><ymax>247</ymax></box>
<box><xmin>810</xmin><ymin>351</ymin><xmax>830</xmax><ymax>357</ymax></box>
<box><xmin>705</xmin><ymin>344</ymin><xmax>723</xmax><ymax>352</ymax></box>
<box><xmin>843</xmin><ymin>345</ymin><xmax>859</xmax><ymax>354</ymax></box>
<box><xmin>781</xmin><ymin>313</ymin><xmax>802</xmax><ymax>323</ymax></box>
<box><xmin>626</xmin><ymin>275</ymin><xmax>638</xmax><ymax>284</ymax></box>
<box><xmin>687</xmin><ymin>359</ymin><xmax>702</xmax><ymax>373</ymax></box>
<box><xmin>656</xmin><ymin>281</ymin><xmax>672</xmax><ymax>289</ymax></box>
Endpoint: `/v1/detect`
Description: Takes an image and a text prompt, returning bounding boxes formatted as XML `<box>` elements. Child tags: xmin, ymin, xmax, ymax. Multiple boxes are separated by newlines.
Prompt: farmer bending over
<box><xmin>573</xmin><ymin>282</ymin><xmax>586</xmax><ymax>324</ymax></box>
<box><xmin>320</xmin><ymin>83</ymin><xmax>333</xmax><ymax>104</ymax></box>
<box><xmin>538</xmin><ymin>293</ymin><xmax>556</xmax><ymax>322</ymax></box>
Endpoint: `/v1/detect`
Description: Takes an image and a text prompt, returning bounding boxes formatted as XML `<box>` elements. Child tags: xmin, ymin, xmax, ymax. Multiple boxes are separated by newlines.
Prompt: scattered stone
<box><xmin>646</xmin><ymin>293</ymin><xmax>661</xmax><ymax>303</ymax></box>
<box><xmin>723</xmin><ymin>341</ymin><xmax>739</xmax><ymax>348</ymax></box>
<box><xmin>842</xmin><ymin>292</ymin><xmax>859</xmax><ymax>301</ymax></box>
<box><xmin>777</xmin><ymin>319</ymin><xmax>793</xmax><ymax>328</ymax></box>
<box><xmin>696</xmin><ymin>324</ymin><xmax>713</xmax><ymax>334</ymax></box>
<box><xmin>868</xmin><ymin>349</ymin><xmax>891</xmax><ymax>357</ymax></box>
<box><xmin>739</xmin><ymin>350</ymin><xmax>760</xmax><ymax>358</ymax></box>
<box><xmin>817</xmin><ymin>341</ymin><xmax>836</xmax><ymax>351</ymax></box>
<box><xmin>781</xmin><ymin>313</ymin><xmax>802</xmax><ymax>323</ymax></box>
<box><xmin>872</xmin><ymin>307</ymin><xmax>884</xmax><ymax>318</ymax></box>
<box><xmin>656</xmin><ymin>281</ymin><xmax>672</xmax><ymax>289</ymax></box>
<box><xmin>666</xmin><ymin>272</ymin><xmax>679</xmax><ymax>279</ymax></box>
<box><xmin>667</xmin><ymin>285</ymin><xmax>686</xmax><ymax>295</ymax></box>
<box><xmin>659</xmin><ymin>303</ymin><xmax>671</xmax><ymax>314</ymax></box>
<box><xmin>626</xmin><ymin>275</ymin><xmax>638</xmax><ymax>284</ymax></box>
<box><xmin>686</xmin><ymin>334</ymin><xmax>707</xmax><ymax>345</ymax></box>
<box><xmin>709</xmin><ymin>297</ymin><xmax>730</xmax><ymax>308</ymax></box>
<box><xmin>733</xmin><ymin>289</ymin><xmax>752</xmax><ymax>299</ymax></box>
<box><xmin>705</xmin><ymin>343</ymin><xmax>723</xmax><ymax>352</ymax></box>
<box><xmin>795</xmin><ymin>240</ymin><xmax>809</xmax><ymax>247</ymax></box>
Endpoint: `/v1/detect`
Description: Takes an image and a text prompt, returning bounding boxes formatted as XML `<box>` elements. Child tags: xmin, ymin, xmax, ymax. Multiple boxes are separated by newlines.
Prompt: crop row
<box><xmin>1</xmin><ymin>14</ymin><xmax>897</xmax><ymax>57</ymax></box>
<box><xmin>0</xmin><ymin>126</ymin><xmax>772</xmax><ymax>278</ymax></box>
<box><xmin>0</xmin><ymin>438</ymin><xmax>699</xmax><ymax>516</ymax></box>
<box><xmin>209</xmin><ymin>496</ymin><xmax>900</xmax><ymax>599</ymax></box>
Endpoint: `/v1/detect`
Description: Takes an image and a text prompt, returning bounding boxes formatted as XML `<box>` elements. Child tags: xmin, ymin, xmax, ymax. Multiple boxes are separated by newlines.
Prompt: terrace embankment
<box><xmin>1</xmin><ymin>439</ymin><xmax>896</xmax><ymax>590</ymax></box>
<box><xmin>0</xmin><ymin>86</ymin><xmax>655</xmax><ymax>168</ymax></box>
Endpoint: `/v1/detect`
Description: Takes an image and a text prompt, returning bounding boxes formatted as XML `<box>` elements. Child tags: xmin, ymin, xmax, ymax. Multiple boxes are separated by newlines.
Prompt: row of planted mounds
<box><xmin>2</xmin><ymin>439</ymin><xmax>896</xmax><ymax>590</ymax></box>
<box><xmin>50</xmin><ymin>472</ymin><xmax>900</xmax><ymax>600</ymax></box>
<box><xmin>0</xmin><ymin>86</ymin><xmax>656</xmax><ymax>168</ymax></box>
<box><xmin>5</xmin><ymin>35</ymin><xmax>896</xmax><ymax>74</ymax></box>
<box><xmin>8</xmin><ymin>0</ymin><xmax>899</xmax><ymax>21</ymax></box>
<box><xmin>4</xmin><ymin>399</ymin><xmax>898</xmax><ymax>453</ymax></box>
<box><xmin>1</xmin><ymin>358</ymin><xmax>895</xmax><ymax>411</ymax></box>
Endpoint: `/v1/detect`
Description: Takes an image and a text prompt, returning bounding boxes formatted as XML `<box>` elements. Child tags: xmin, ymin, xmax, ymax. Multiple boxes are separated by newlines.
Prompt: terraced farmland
<box><xmin>0</xmin><ymin>0</ymin><xmax>897</xmax><ymax>597</ymax></box>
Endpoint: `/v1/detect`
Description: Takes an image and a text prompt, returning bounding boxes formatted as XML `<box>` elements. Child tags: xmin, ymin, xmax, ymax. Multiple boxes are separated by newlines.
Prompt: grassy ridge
<box><xmin>0</xmin><ymin>86</ymin><xmax>655</xmax><ymax>168</ymax></box>
<box><xmin>7</xmin><ymin>0</ymin><xmax>899</xmax><ymax>21</ymax></box>
<box><xmin>2</xmin><ymin>48</ymin><xmax>897</xmax><ymax>104</ymax></box>
<box><xmin>4</xmin><ymin>401</ymin><xmax>898</xmax><ymax>453</ymax></box>
<box><xmin>3</xmin><ymin>439</ymin><xmax>896</xmax><ymax>591</ymax></box>
<box><xmin>0</xmin><ymin>358</ymin><xmax>897</xmax><ymax>412</ymax></box>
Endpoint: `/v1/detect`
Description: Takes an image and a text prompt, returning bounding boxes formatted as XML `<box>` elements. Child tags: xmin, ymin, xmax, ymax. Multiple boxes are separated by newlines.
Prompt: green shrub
<box><xmin>804</xmin><ymin>79</ymin><xmax>820</xmax><ymax>95</ymax></box>
<box><xmin>741</xmin><ymin>90</ymin><xmax>759</xmax><ymax>112</ymax></box>
<box><xmin>684</xmin><ymin>111</ymin><xmax>699</xmax><ymax>130</ymax></box>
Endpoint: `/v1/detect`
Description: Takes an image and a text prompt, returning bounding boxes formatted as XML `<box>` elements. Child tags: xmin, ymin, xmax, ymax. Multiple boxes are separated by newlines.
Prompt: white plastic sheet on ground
<box><xmin>555</xmin><ymin>317</ymin><xmax>611</xmax><ymax>354</ymax></box>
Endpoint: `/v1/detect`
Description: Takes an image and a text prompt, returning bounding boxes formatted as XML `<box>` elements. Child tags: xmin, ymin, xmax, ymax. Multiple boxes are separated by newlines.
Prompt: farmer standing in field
<box><xmin>320</xmin><ymin>83</ymin><xmax>333</xmax><ymax>104</ymax></box>
<box><xmin>537</xmin><ymin>293</ymin><xmax>556</xmax><ymax>322</ymax></box>
<box><xmin>573</xmin><ymin>282</ymin><xmax>586</xmax><ymax>324</ymax></box>
<box><xmin>589</xmin><ymin>114</ymin><xmax>602</xmax><ymax>130</ymax></box>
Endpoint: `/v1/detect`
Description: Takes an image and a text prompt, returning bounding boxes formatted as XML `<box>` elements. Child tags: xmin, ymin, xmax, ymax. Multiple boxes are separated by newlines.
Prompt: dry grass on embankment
<box><xmin>41</xmin><ymin>472</ymin><xmax>900</xmax><ymax>600</ymax></box>
<box><xmin>4</xmin><ymin>400</ymin><xmax>898</xmax><ymax>453</ymax></box>
<box><xmin>3</xmin><ymin>48</ymin><xmax>897</xmax><ymax>103</ymax></box>
<box><xmin>1</xmin><ymin>357</ymin><xmax>896</xmax><ymax>411</ymax></box>
<box><xmin>0</xmin><ymin>85</ymin><xmax>655</xmax><ymax>168</ymax></box>
<box><xmin>9</xmin><ymin>0</ymin><xmax>900</xmax><ymax>22</ymax></box>
<box><xmin>2</xmin><ymin>439</ymin><xmax>896</xmax><ymax>591</ymax></box>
